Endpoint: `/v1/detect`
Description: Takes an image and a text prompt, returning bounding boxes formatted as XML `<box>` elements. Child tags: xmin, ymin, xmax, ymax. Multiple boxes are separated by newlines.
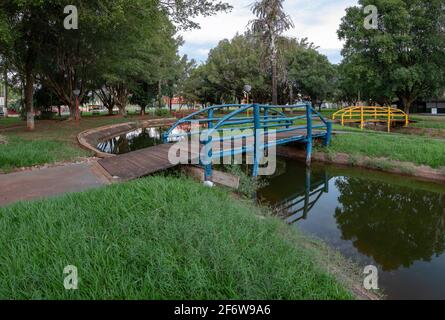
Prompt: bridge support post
<box><xmin>204</xmin><ymin>109</ymin><xmax>214</xmax><ymax>181</ymax></box>
<box><xmin>303</xmin><ymin>167</ymin><xmax>311</xmax><ymax>219</ymax></box>
<box><xmin>253</xmin><ymin>104</ymin><xmax>261</xmax><ymax>177</ymax></box>
<box><xmin>306</xmin><ymin>104</ymin><xmax>313</xmax><ymax>166</ymax></box>
<box><xmin>324</xmin><ymin>121</ymin><xmax>332</xmax><ymax>147</ymax></box>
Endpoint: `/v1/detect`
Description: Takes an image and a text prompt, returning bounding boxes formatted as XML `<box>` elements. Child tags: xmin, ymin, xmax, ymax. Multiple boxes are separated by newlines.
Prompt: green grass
<box><xmin>326</xmin><ymin>133</ymin><xmax>445</xmax><ymax>168</ymax></box>
<box><xmin>0</xmin><ymin>117</ymin><xmax>22</xmax><ymax>128</ymax></box>
<box><xmin>0</xmin><ymin>136</ymin><xmax>90</xmax><ymax>172</ymax></box>
<box><xmin>411</xmin><ymin>115</ymin><xmax>445</xmax><ymax>130</ymax></box>
<box><xmin>0</xmin><ymin>176</ymin><xmax>353</xmax><ymax>300</ymax></box>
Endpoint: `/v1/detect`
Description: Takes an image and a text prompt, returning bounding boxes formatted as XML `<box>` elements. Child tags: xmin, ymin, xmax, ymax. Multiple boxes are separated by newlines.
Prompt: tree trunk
<box><xmin>118</xmin><ymin>105</ymin><xmax>127</xmax><ymax>116</ymax></box>
<box><xmin>402</xmin><ymin>97</ymin><xmax>413</xmax><ymax>115</ymax></box>
<box><xmin>158</xmin><ymin>81</ymin><xmax>163</xmax><ymax>109</ymax></box>
<box><xmin>272</xmin><ymin>59</ymin><xmax>278</xmax><ymax>105</ymax></box>
<box><xmin>68</xmin><ymin>98</ymin><xmax>76</xmax><ymax>120</ymax></box>
<box><xmin>3</xmin><ymin>67</ymin><xmax>7</xmax><ymax>111</ymax></box>
<box><xmin>24</xmin><ymin>65</ymin><xmax>35</xmax><ymax>131</ymax></box>
<box><xmin>289</xmin><ymin>82</ymin><xmax>294</xmax><ymax>105</ymax></box>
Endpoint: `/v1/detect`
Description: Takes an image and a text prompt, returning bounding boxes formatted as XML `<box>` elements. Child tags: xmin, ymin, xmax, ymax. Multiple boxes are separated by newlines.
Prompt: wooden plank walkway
<box><xmin>99</xmin><ymin>144</ymin><xmax>179</xmax><ymax>180</ymax></box>
<box><xmin>98</xmin><ymin>129</ymin><xmax>316</xmax><ymax>180</ymax></box>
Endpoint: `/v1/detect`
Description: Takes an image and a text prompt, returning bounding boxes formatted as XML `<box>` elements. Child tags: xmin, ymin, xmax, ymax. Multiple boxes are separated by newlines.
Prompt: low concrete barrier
<box><xmin>77</xmin><ymin>118</ymin><xmax>177</xmax><ymax>158</ymax></box>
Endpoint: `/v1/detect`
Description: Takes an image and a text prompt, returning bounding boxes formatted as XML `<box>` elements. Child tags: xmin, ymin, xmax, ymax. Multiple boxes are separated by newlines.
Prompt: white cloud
<box><xmin>179</xmin><ymin>0</ymin><xmax>359</xmax><ymax>63</ymax></box>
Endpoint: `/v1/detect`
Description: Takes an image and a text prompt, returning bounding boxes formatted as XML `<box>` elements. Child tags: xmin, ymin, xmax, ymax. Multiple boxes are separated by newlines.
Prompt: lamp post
<box><xmin>73</xmin><ymin>89</ymin><xmax>80</xmax><ymax>121</ymax></box>
<box><xmin>243</xmin><ymin>85</ymin><xmax>252</xmax><ymax>104</ymax></box>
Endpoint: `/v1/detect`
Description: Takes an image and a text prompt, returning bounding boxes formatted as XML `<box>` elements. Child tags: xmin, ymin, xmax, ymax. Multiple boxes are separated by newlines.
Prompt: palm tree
<box><xmin>250</xmin><ymin>0</ymin><xmax>294</xmax><ymax>105</ymax></box>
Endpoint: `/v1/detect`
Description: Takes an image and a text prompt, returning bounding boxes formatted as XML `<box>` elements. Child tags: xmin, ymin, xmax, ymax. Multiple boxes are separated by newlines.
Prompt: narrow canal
<box><xmin>98</xmin><ymin>127</ymin><xmax>445</xmax><ymax>299</ymax></box>
<box><xmin>258</xmin><ymin>158</ymin><xmax>445</xmax><ymax>300</ymax></box>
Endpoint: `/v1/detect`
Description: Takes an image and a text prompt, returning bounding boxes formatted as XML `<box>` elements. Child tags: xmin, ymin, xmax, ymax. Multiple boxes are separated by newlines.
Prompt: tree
<box><xmin>0</xmin><ymin>0</ymin><xmax>232</xmax><ymax>128</ymax></box>
<box><xmin>250</xmin><ymin>0</ymin><xmax>294</xmax><ymax>105</ymax></box>
<box><xmin>159</xmin><ymin>0</ymin><xmax>232</xmax><ymax>30</ymax></box>
<box><xmin>0</xmin><ymin>1</ymin><xmax>51</xmax><ymax>130</ymax></box>
<box><xmin>287</xmin><ymin>46</ymin><xmax>336</xmax><ymax>108</ymax></box>
<box><xmin>338</xmin><ymin>0</ymin><xmax>445</xmax><ymax>113</ymax></box>
<box><xmin>182</xmin><ymin>33</ymin><xmax>337</xmax><ymax>106</ymax></box>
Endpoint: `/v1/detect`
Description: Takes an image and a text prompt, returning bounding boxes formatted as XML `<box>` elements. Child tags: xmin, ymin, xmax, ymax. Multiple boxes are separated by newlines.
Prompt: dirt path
<box><xmin>0</xmin><ymin>161</ymin><xmax>112</xmax><ymax>207</ymax></box>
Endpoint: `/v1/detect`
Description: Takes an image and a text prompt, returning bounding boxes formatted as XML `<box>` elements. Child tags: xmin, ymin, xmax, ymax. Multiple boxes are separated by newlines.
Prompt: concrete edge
<box><xmin>77</xmin><ymin>118</ymin><xmax>177</xmax><ymax>159</ymax></box>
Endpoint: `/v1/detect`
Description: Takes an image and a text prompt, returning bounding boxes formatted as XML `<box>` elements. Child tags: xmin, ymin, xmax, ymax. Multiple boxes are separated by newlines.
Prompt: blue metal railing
<box><xmin>163</xmin><ymin>102</ymin><xmax>332</xmax><ymax>180</ymax></box>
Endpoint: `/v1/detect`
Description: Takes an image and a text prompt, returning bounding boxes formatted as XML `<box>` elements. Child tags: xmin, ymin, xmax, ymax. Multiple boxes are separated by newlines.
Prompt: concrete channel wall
<box><xmin>77</xmin><ymin>118</ymin><xmax>177</xmax><ymax>158</ymax></box>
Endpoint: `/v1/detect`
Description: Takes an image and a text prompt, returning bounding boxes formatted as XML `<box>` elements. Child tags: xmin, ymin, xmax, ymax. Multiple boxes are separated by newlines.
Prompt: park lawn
<box><xmin>0</xmin><ymin>136</ymin><xmax>90</xmax><ymax>172</ymax></box>
<box><xmin>326</xmin><ymin>132</ymin><xmax>445</xmax><ymax>168</ymax></box>
<box><xmin>0</xmin><ymin>117</ymin><xmax>22</xmax><ymax>128</ymax></box>
<box><xmin>0</xmin><ymin>176</ymin><xmax>353</xmax><ymax>300</ymax></box>
<box><xmin>411</xmin><ymin>115</ymin><xmax>445</xmax><ymax>130</ymax></box>
<box><xmin>0</xmin><ymin>114</ymin><xmax>171</xmax><ymax>172</ymax></box>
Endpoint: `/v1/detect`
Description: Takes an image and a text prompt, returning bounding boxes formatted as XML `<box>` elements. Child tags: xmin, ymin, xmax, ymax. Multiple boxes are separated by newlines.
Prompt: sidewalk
<box><xmin>0</xmin><ymin>161</ymin><xmax>111</xmax><ymax>207</ymax></box>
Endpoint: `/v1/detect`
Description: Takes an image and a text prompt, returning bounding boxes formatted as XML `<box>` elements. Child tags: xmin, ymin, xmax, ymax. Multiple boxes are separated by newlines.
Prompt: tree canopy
<box><xmin>182</xmin><ymin>33</ymin><xmax>336</xmax><ymax>106</ymax></box>
<box><xmin>338</xmin><ymin>0</ymin><xmax>445</xmax><ymax>112</ymax></box>
<box><xmin>0</xmin><ymin>0</ymin><xmax>230</xmax><ymax>129</ymax></box>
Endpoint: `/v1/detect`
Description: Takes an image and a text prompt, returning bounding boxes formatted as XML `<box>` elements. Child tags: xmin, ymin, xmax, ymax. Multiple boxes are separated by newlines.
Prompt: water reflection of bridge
<box><xmin>276</xmin><ymin>169</ymin><xmax>330</xmax><ymax>224</ymax></box>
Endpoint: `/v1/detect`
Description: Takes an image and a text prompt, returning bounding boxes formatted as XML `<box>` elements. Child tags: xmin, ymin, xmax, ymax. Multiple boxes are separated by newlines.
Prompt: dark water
<box><xmin>258</xmin><ymin>158</ymin><xmax>445</xmax><ymax>300</ymax></box>
<box><xmin>96</xmin><ymin>126</ymin><xmax>195</xmax><ymax>155</ymax></box>
<box><xmin>96</xmin><ymin>127</ymin><xmax>167</xmax><ymax>155</ymax></box>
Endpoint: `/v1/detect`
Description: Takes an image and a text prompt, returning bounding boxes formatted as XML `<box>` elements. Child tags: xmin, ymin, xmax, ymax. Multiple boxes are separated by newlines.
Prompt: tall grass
<box><xmin>327</xmin><ymin>133</ymin><xmax>445</xmax><ymax>168</ymax></box>
<box><xmin>0</xmin><ymin>176</ymin><xmax>352</xmax><ymax>300</ymax></box>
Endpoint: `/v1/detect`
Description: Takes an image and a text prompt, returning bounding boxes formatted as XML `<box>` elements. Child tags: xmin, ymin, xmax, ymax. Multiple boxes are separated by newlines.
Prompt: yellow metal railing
<box><xmin>332</xmin><ymin>106</ymin><xmax>409</xmax><ymax>132</ymax></box>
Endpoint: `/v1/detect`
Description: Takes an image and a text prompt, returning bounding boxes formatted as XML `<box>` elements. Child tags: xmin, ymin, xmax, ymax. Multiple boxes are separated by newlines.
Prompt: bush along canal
<box><xmin>258</xmin><ymin>157</ymin><xmax>445</xmax><ymax>300</ymax></box>
<box><xmin>95</xmin><ymin>125</ymin><xmax>445</xmax><ymax>299</ymax></box>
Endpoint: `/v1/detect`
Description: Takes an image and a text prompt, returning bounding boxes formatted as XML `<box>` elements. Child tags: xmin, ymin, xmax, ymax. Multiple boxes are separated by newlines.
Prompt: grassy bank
<box><xmin>0</xmin><ymin>136</ymin><xmax>90</xmax><ymax>173</ymax></box>
<box><xmin>411</xmin><ymin>115</ymin><xmax>445</xmax><ymax>130</ymax></box>
<box><xmin>326</xmin><ymin>132</ymin><xmax>445</xmax><ymax>168</ymax></box>
<box><xmin>0</xmin><ymin>176</ymin><xmax>353</xmax><ymax>300</ymax></box>
<box><xmin>0</xmin><ymin>115</ymin><xmax>169</xmax><ymax>172</ymax></box>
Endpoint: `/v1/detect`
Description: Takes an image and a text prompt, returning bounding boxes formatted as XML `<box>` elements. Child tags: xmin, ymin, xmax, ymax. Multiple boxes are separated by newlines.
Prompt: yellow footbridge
<box><xmin>332</xmin><ymin>106</ymin><xmax>409</xmax><ymax>132</ymax></box>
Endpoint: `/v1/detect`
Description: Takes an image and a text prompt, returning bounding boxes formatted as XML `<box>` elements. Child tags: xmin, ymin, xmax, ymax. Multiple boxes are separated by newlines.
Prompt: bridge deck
<box><xmin>98</xmin><ymin>129</ymin><xmax>318</xmax><ymax>180</ymax></box>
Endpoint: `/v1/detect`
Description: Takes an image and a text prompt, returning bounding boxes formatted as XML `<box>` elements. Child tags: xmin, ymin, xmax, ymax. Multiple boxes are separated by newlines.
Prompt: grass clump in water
<box><xmin>0</xmin><ymin>176</ymin><xmax>353</xmax><ymax>300</ymax></box>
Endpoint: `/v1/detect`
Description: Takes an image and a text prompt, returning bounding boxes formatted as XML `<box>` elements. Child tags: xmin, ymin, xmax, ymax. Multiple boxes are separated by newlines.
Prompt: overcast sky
<box><xmin>179</xmin><ymin>0</ymin><xmax>358</xmax><ymax>64</ymax></box>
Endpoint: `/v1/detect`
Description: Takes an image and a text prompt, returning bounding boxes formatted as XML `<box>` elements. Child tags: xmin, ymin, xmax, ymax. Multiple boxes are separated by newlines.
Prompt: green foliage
<box><xmin>0</xmin><ymin>176</ymin><xmax>352</xmax><ymax>299</ymax></box>
<box><xmin>287</xmin><ymin>45</ymin><xmax>337</xmax><ymax>105</ymax></box>
<box><xmin>182</xmin><ymin>33</ymin><xmax>336</xmax><ymax>105</ymax></box>
<box><xmin>338</xmin><ymin>0</ymin><xmax>445</xmax><ymax>110</ymax></box>
<box><xmin>0</xmin><ymin>0</ymin><xmax>231</xmax><ymax>122</ymax></box>
<box><xmin>222</xmin><ymin>165</ymin><xmax>269</xmax><ymax>197</ymax></box>
<box><xmin>154</xmin><ymin>108</ymin><xmax>172</xmax><ymax>118</ymax></box>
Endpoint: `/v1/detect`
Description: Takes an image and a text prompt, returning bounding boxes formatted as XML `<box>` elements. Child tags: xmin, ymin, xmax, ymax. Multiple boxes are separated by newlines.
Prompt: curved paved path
<box><xmin>0</xmin><ymin>161</ymin><xmax>112</xmax><ymax>207</ymax></box>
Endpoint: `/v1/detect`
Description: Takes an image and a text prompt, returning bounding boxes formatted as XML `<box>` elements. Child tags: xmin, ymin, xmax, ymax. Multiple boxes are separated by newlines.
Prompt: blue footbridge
<box><xmin>163</xmin><ymin>102</ymin><xmax>333</xmax><ymax>180</ymax></box>
<box><xmin>99</xmin><ymin>103</ymin><xmax>332</xmax><ymax>181</ymax></box>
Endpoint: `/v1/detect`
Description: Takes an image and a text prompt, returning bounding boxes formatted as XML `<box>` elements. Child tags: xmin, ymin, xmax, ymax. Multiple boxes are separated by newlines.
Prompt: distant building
<box><xmin>163</xmin><ymin>96</ymin><xmax>187</xmax><ymax>110</ymax></box>
<box><xmin>0</xmin><ymin>96</ymin><xmax>6</xmax><ymax>117</ymax></box>
<box><xmin>412</xmin><ymin>98</ymin><xmax>445</xmax><ymax>114</ymax></box>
